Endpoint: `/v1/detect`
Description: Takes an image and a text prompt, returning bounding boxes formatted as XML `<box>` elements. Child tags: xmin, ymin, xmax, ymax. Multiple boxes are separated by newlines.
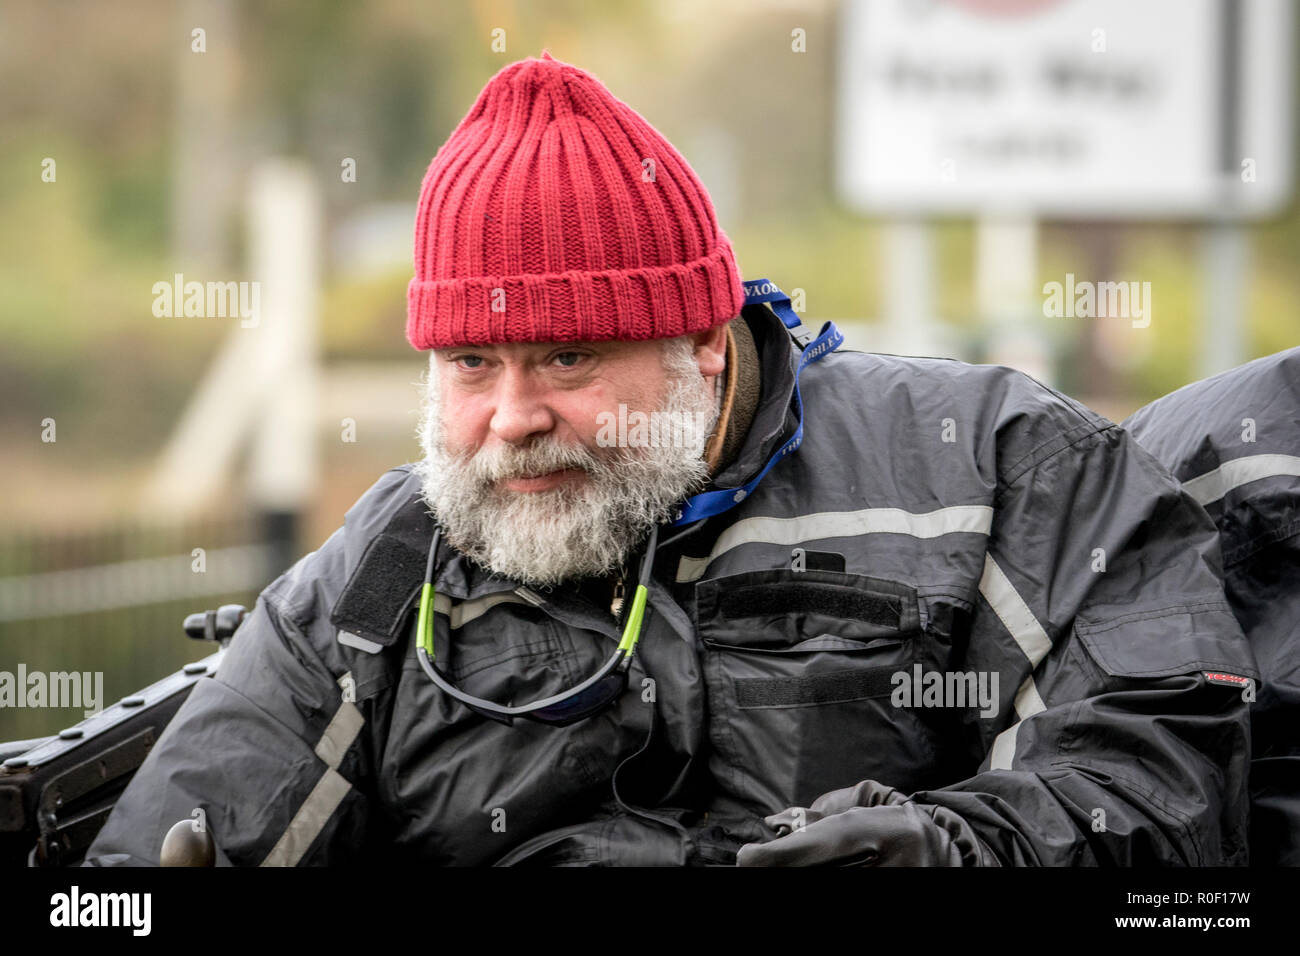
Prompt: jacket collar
<box><xmin>708</xmin><ymin>303</ymin><xmax>799</xmax><ymax>492</ymax></box>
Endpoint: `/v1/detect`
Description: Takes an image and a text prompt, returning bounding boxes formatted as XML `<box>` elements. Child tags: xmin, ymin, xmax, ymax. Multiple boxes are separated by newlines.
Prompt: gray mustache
<box><xmin>464</xmin><ymin>440</ymin><xmax>614</xmax><ymax>483</ymax></box>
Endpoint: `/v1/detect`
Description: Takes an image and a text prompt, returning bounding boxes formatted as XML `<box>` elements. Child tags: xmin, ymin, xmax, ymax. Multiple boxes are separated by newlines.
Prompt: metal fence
<box><xmin>0</xmin><ymin>515</ymin><xmax>275</xmax><ymax>741</ymax></box>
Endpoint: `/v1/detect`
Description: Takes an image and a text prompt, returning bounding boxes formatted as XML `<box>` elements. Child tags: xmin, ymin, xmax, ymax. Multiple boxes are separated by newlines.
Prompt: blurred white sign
<box><xmin>836</xmin><ymin>0</ymin><xmax>1293</xmax><ymax>218</ymax></box>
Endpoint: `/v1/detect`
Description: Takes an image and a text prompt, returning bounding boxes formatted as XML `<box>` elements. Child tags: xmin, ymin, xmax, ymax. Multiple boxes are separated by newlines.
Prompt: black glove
<box><xmin>735</xmin><ymin>779</ymin><xmax>1001</xmax><ymax>867</ymax></box>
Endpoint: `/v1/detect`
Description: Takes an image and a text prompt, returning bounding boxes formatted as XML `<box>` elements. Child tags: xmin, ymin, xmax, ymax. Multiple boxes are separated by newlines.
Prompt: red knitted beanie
<box><xmin>406</xmin><ymin>51</ymin><xmax>745</xmax><ymax>350</ymax></box>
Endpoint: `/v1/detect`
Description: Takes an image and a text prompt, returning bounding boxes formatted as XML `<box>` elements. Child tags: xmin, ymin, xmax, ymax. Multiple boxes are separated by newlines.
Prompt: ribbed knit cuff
<box><xmin>407</xmin><ymin>240</ymin><xmax>744</xmax><ymax>349</ymax></box>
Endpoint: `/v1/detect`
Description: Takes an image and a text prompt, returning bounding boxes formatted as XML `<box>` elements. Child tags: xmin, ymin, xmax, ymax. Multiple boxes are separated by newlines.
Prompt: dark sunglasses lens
<box><xmin>530</xmin><ymin>672</ymin><xmax>628</xmax><ymax>726</ymax></box>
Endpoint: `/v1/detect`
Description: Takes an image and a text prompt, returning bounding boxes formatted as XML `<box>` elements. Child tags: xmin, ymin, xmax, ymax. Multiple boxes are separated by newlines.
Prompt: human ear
<box><xmin>691</xmin><ymin>323</ymin><xmax>728</xmax><ymax>378</ymax></box>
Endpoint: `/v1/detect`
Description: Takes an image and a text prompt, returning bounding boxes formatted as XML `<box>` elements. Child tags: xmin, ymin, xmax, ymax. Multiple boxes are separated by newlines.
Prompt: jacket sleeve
<box><xmin>912</xmin><ymin>421</ymin><xmax>1259</xmax><ymax>865</ymax></box>
<box><xmin>83</xmin><ymin>588</ymin><xmax>373</xmax><ymax>866</ymax></box>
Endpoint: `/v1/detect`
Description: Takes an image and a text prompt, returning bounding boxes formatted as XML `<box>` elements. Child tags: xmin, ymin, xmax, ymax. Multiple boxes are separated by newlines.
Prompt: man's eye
<box><xmin>455</xmin><ymin>355</ymin><xmax>484</xmax><ymax>369</ymax></box>
<box><xmin>553</xmin><ymin>352</ymin><xmax>583</xmax><ymax>367</ymax></box>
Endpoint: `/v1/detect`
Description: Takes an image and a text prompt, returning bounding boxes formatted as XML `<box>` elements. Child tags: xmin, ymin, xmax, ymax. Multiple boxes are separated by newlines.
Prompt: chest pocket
<box><xmin>694</xmin><ymin>568</ymin><xmax>949</xmax><ymax>816</ymax></box>
<box><xmin>384</xmin><ymin>598</ymin><xmax>634</xmax><ymax>864</ymax></box>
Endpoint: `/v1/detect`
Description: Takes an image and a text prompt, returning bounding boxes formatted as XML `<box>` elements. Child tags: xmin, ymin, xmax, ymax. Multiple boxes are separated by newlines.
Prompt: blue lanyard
<box><xmin>672</xmin><ymin>279</ymin><xmax>843</xmax><ymax>526</ymax></box>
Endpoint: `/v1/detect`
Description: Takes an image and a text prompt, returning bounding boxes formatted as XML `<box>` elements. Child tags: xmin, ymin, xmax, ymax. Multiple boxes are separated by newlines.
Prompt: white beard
<box><xmin>413</xmin><ymin>338</ymin><xmax>721</xmax><ymax>588</ymax></box>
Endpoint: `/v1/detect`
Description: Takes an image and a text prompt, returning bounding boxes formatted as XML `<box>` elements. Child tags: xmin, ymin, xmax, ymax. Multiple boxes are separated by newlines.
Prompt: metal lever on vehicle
<box><xmin>160</xmin><ymin>816</ymin><xmax>216</xmax><ymax>867</ymax></box>
<box><xmin>183</xmin><ymin>604</ymin><xmax>249</xmax><ymax>643</ymax></box>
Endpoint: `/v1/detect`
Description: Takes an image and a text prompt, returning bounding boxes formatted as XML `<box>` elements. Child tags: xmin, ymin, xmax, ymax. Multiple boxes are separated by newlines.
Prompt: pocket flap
<box><xmin>695</xmin><ymin>568</ymin><xmax>922</xmax><ymax>650</ymax></box>
<box><xmin>1073</xmin><ymin>597</ymin><xmax>1260</xmax><ymax>681</ymax></box>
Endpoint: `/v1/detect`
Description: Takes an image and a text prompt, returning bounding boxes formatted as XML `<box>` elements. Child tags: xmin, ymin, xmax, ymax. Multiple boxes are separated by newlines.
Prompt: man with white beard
<box><xmin>415</xmin><ymin>335</ymin><xmax>719</xmax><ymax>589</ymax></box>
<box><xmin>86</xmin><ymin>53</ymin><xmax>1254</xmax><ymax>868</ymax></box>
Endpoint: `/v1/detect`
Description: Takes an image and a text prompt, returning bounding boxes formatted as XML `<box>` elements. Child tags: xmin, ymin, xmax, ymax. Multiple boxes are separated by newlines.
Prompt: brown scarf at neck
<box><xmin>703</xmin><ymin>317</ymin><xmax>762</xmax><ymax>477</ymax></box>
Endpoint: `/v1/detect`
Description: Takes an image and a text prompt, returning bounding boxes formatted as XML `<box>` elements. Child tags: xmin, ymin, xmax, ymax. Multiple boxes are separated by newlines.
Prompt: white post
<box><xmin>141</xmin><ymin>159</ymin><xmax>320</xmax><ymax>524</ymax></box>
<box><xmin>879</xmin><ymin>219</ymin><xmax>944</xmax><ymax>357</ymax></box>
<box><xmin>976</xmin><ymin>216</ymin><xmax>1050</xmax><ymax>384</ymax></box>
<box><xmin>1200</xmin><ymin>223</ymin><xmax>1248</xmax><ymax>378</ymax></box>
<box><xmin>246</xmin><ymin>161</ymin><xmax>321</xmax><ymax>518</ymax></box>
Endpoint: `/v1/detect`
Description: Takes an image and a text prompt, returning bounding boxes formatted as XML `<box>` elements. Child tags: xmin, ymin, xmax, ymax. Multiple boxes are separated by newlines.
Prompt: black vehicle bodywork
<box><xmin>0</xmin><ymin>608</ymin><xmax>241</xmax><ymax>866</ymax></box>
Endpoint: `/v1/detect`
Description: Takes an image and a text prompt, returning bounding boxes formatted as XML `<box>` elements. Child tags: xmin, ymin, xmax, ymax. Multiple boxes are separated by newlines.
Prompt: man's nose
<box><xmin>488</xmin><ymin>367</ymin><xmax>556</xmax><ymax>444</ymax></box>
